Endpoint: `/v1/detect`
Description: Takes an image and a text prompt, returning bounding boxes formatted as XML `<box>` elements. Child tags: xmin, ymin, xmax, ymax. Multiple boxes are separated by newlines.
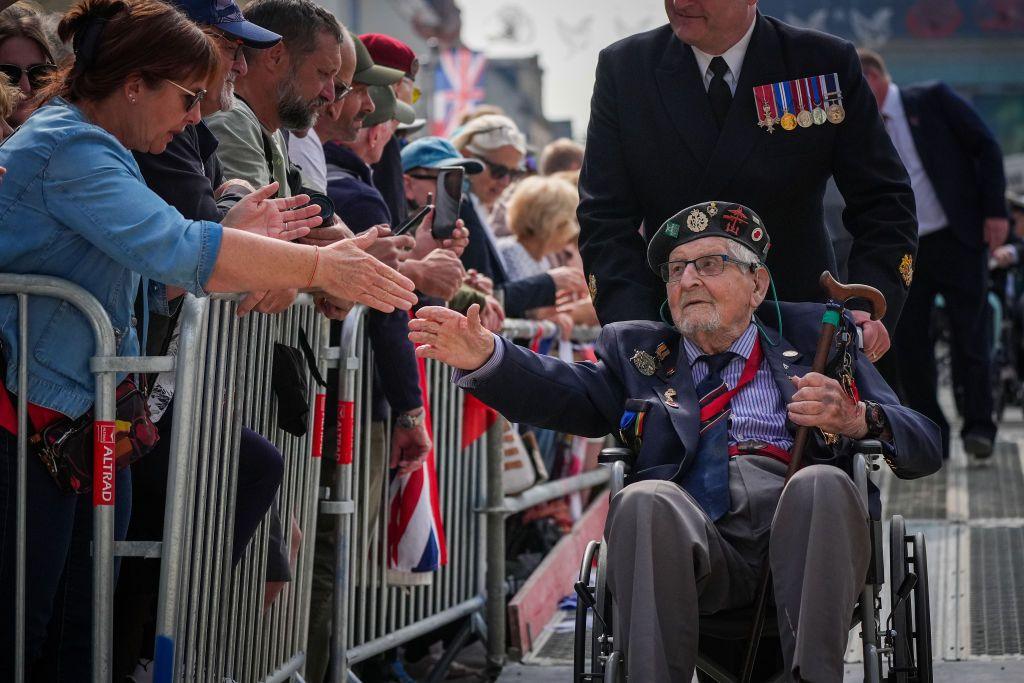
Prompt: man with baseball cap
<box><xmin>411</xmin><ymin>201</ymin><xmax>940</xmax><ymax>682</ymax></box>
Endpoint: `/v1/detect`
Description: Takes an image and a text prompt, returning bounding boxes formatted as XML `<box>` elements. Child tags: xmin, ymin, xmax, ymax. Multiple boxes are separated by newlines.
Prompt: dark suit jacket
<box><xmin>460</xmin><ymin>302</ymin><xmax>942</xmax><ymax>518</ymax></box>
<box><xmin>899</xmin><ymin>81</ymin><xmax>1008</xmax><ymax>249</ymax></box>
<box><xmin>578</xmin><ymin>14</ymin><xmax>917</xmax><ymax>330</ymax></box>
<box><xmin>458</xmin><ymin>198</ymin><xmax>556</xmax><ymax>317</ymax></box>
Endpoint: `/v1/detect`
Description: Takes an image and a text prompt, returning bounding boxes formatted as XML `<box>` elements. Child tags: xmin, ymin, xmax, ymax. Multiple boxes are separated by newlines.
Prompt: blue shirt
<box><xmin>684</xmin><ymin>323</ymin><xmax>793</xmax><ymax>451</ymax></box>
<box><xmin>0</xmin><ymin>99</ymin><xmax>222</xmax><ymax>417</ymax></box>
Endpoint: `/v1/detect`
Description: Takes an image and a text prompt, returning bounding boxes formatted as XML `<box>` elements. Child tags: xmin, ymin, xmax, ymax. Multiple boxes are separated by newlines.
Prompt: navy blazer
<box><xmin>899</xmin><ymin>82</ymin><xmax>1008</xmax><ymax>249</ymax></box>
<box><xmin>461</xmin><ymin>302</ymin><xmax>942</xmax><ymax>517</ymax></box>
<box><xmin>578</xmin><ymin>14</ymin><xmax>917</xmax><ymax>331</ymax></box>
<box><xmin>458</xmin><ymin>198</ymin><xmax>556</xmax><ymax>317</ymax></box>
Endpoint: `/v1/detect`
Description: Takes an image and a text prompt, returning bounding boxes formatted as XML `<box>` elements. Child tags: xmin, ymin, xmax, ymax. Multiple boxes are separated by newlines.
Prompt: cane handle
<box><xmin>818</xmin><ymin>271</ymin><xmax>887</xmax><ymax>321</ymax></box>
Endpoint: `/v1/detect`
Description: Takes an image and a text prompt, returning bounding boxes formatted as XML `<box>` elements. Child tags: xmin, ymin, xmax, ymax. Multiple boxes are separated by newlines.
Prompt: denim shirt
<box><xmin>0</xmin><ymin>99</ymin><xmax>222</xmax><ymax>417</ymax></box>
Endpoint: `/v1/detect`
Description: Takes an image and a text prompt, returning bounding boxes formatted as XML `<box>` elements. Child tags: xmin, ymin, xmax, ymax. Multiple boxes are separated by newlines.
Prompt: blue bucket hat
<box><xmin>172</xmin><ymin>0</ymin><xmax>282</xmax><ymax>48</ymax></box>
<box><xmin>401</xmin><ymin>137</ymin><xmax>484</xmax><ymax>174</ymax></box>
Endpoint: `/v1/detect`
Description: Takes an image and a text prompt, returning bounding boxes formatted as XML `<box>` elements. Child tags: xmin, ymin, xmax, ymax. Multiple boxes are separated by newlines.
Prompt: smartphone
<box><xmin>431</xmin><ymin>167</ymin><xmax>464</xmax><ymax>240</ymax></box>
<box><xmin>393</xmin><ymin>203</ymin><xmax>433</xmax><ymax>237</ymax></box>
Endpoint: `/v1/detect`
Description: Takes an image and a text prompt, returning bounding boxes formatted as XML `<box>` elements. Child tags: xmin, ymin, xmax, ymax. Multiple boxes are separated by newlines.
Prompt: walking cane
<box><xmin>739</xmin><ymin>271</ymin><xmax>887</xmax><ymax>682</ymax></box>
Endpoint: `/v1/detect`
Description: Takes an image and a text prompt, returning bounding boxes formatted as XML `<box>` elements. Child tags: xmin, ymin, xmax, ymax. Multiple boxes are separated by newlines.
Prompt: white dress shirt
<box><xmin>690</xmin><ymin>17</ymin><xmax>756</xmax><ymax>95</ymax></box>
<box><xmin>880</xmin><ymin>82</ymin><xmax>948</xmax><ymax>236</ymax></box>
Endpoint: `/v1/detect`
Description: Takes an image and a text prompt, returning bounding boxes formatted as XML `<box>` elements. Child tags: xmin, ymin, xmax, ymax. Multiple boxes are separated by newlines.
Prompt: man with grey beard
<box><xmin>207</xmin><ymin>0</ymin><xmax>342</xmax><ymax>199</ymax></box>
<box><xmin>412</xmin><ymin>200</ymin><xmax>941</xmax><ymax>682</ymax></box>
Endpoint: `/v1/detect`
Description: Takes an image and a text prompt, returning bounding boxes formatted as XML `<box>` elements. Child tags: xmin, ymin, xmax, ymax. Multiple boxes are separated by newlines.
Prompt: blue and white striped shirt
<box><xmin>684</xmin><ymin>324</ymin><xmax>793</xmax><ymax>451</ymax></box>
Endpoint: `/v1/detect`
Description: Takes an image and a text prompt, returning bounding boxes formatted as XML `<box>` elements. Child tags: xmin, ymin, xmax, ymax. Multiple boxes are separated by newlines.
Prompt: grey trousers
<box><xmin>605</xmin><ymin>456</ymin><xmax>870</xmax><ymax>683</ymax></box>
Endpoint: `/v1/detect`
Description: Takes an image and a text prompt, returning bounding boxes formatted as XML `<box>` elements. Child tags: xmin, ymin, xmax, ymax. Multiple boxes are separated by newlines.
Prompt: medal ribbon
<box><xmin>754</xmin><ymin>84</ymin><xmax>777</xmax><ymax>121</ymax></box>
<box><xmin>788</xmin><ymin>80</ymin><xmax>801</xmax><ymax>113</ymax></box>
<box><xmin>810</xmin><ymin>75</ymin><xmax>823</xmax><ymax>107</ymax></box>
<box><xmin>791</xmin><ymin>79</ymin><xmax>805</xmax><ymax>113</ymax></box>
<box><xmin>698</xmin><ymin>338</ymin><xmax>764</xmax><ymax>422</ymax></box>
<box><xmin>824</xmin><ymin>72</ymin><xmax>841</xmax><ymax>101</ymax></box>
<box><xmin>801</xmin><ymin>78</ymin><xmax>814</xmax><ymax>111</ymax></box>
<box><xmin>774</xmin><ymin>81</ymin><xmax>789</xmax><ymax>113</ymax></box>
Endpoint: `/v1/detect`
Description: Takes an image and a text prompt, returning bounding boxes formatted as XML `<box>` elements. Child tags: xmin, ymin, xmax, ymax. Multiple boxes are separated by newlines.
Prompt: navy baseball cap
<box><xmin>401</xmin><ymin>137</ymin><xmax>484</xmax><ymax>174</ymax></box>
<box><xmin>172</xmin><ymin>0</ymin><xmax>282</xmax><ymax>48</ymax></box>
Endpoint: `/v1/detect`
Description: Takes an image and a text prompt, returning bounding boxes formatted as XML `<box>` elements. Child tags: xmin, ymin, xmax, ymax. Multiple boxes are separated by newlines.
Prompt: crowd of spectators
<box><xmin>0</xmin><ymin>0</ymin><xmax>592</xmax><ymax>680</ymax></box>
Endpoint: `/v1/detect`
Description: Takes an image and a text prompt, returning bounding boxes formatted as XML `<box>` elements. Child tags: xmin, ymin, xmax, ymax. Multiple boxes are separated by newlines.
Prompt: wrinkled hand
<box><xmin>409</xmin><ymin>304</ymin><xmax>496</xmax><ymax>370</ymax></box>
<box><xmin>316</xmin><ymin>227</ymin><xmax>418</xmax><ymax>313</ymax></box>
<box><xmin>548</xmin><ymin>266</ymin><xmax>588</xmax><ymax>299</ymax></box>
<box><xmin>849</xmin><ymin>309</ymin><xmax>890</xmax><ymax>363</ymax></box>
<box><xmin>992</xmin><ymin>244</ymin><xmax>1019</xmax><ymax>269</ymax></box>
<box><xmin>409</xmin><ymin>210</ymin><xmax>471</xmax><ymax>260</ymax></box>
<box><xmin>365</xmin><ymin>226</ymin><xmax>416</xmax><ymax>268</ymax></box>
<box><xmin>403</xmin><ymin>250</ymin><xmax>466</xmax><ymax>300</ymax></box>
<box><xmin>464</xmin><ymin>269</ymin><xmax>493</xmax><ymax>296</ymax></box>
<box><xmin>390</xmin><ymin>413</ymin><xmax>431</xmax><ymax>475</ymax></box>
<box><xmin>237</xmin><ymin>289</ymin><xmax>298</xmax><ymax>317</ymax></box>
<box><xmin>313</xmin><ymin>294</ymin><xmax>355</xmax><ymax>320</ymax></box>
<box><xmin>298</xmin><ymin>215</ymin><xmax>355</xmax><ymax>247</ymax></box>
<box><xmin>222</xmin><ymin>182</ymin><xmax>321</xmax><ymax>240</ymax></box>
<box><xmin>984</xmin><ymin>217</ymin><xmax>1010</xmax><ymax>251</ymax></box>
<box><xmin>788</xmin><ymin>372</ymin><xmax>867</xmax><ymax>438</ymax></box>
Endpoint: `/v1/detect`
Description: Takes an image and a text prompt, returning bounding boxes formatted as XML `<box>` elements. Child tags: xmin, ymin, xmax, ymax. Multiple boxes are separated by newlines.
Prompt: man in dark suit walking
<box><xmin>578</xmin><ymin>0</ymin><xmax>918</xmax><ymax>365</ymax></box>
<box><xmin>859</xmin><ymin>49</ymin><xmax>1009</xmax><ymax>458</ymax></box>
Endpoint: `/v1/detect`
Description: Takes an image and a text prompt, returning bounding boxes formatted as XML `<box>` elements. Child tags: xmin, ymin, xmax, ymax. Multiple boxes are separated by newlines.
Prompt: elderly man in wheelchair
<box><xmin>410</xmin><ymin>201</ymin><xmax>943</xmax><ymax>682</ymax></box>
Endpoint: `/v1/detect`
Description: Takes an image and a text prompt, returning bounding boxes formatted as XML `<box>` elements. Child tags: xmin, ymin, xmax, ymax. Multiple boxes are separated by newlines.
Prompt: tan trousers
<box><xmin>605</xmin><ymin>457</ymin><xmax>870</xmax><ymax>683</ymax></box>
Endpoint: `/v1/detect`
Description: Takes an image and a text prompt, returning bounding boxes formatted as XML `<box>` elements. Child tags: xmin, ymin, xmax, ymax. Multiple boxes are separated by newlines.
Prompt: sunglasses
<box><xmin>333</xmin><ymin>81</ymin><xmax>353</xmax><ymax>102</ymax></box>
<box><xmin>164</xmin><ymin>79</ymin><xmax>207</xmax><ymax>112</ymax></box>
<box><xmin>0</xmin><ymin>63</ymin><xmax>56</xmax><ymax>90</ymax></box>
<box><xmin>213</xmin><ymin>32</ymin><xmax>245</xmax><ymax>62</ymax></box>
<box><xmin>475</xmin><ymin>155</ymin><xmax>525</xmax><ymax>181</ymax></box>
<box><xmin>407</xmin><ymin>172</ymin><xmax>439</xmax><ymax>181</ymax></box>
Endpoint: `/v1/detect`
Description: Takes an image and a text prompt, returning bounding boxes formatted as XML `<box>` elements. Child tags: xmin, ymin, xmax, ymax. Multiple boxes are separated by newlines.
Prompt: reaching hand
<box><xmin>548</xmin><ymin>266</ymin><xmax>589</xmax><ymax>299</ymax></box>
<box><xmin>237</xmin><ymin>289</ymin><xmax>298</xmax><ymax>317</ymax></box>
<box><xmin>222</xmin><ymin>182</ymin><xmax>322</xmax><ymax>240</ymax></box>
<box><xmin>313</xmin><ymin>294</ymin><xmax>355</xmax><ymax>320</ymax></box>
<box><xmin>787</xmin><ymin>372</ymin><xmax>867</xmax><ymax>438</ymax></box>
<box><xmin>298</xmin><ymin>215</ymin><xmax>355</xmax><ymax>247</ymax></box>
<box><xmin>365</xmin><ymin>226</ymin><xmax>416</xmax><ymax>268</ymax></box>
<box><xmin>408</xmin><ymin>304</ymin><xmax>496</xmax><ymax>370</ymax></box>
<box><xmin>464</xmin><ymin>269</ymin><xmax>493</xmax><ymax>296</ymax></box>
<box><xmin>480</xmin><ymin>295</ymin><xmax>505</xmax><ymax>332</ymax></box>
<box><xmin>403</xmin><ymin>250</ymin><xmax>466</xmax><ymax>300</ymax></box>
<box><xmin>316</xmin><ymin>227</ymin><xmax>418</xmax><ymax>313</ymax></box>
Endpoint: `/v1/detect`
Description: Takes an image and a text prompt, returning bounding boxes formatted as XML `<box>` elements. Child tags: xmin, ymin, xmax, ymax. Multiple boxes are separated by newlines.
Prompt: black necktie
<box><xmin>708</xmin><ymin>56</ymin><xmax>732</xmax><ymax>130</ymax></box>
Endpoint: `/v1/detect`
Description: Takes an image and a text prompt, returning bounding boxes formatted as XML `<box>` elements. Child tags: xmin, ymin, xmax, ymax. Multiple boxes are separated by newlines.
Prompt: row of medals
<box><xmin>762</xmin><ymin>99</ymin><xmax>845</xmax><ymax>132</ymax></box>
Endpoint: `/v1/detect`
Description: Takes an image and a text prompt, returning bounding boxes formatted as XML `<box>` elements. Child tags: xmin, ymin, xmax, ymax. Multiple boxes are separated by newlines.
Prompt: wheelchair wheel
<box><xmin>575</xmin><ymin>540</ymin><xmax>600</xmax><ymax>680</ymax></box>
<box><xmin>604</xmin><ymin>651</ymin><xmax>623</xmax><ymax>683</ymax></box>
<box><xmin>910</xmin><ymin>532</ymin><xmax>933</xmax><ymax>683</ymax></box>
<box><xmin>889</xmin><ymin>515</ymin><xmax>914</xmax><ymax>683</ymax></box>
<box><xmin>592</xmin><ymin>539</ymin><xmax>617</xmax><ymax>676</ymax></box>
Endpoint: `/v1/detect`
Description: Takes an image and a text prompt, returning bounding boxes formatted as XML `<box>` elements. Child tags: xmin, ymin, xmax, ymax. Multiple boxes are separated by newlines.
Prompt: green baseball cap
<box><xmin>351</xmin><ymin>32</ymin><xmax>404</xmax><ymax>86</ymax></box>
<box><xmin>363</xmin><ymin>85</ymin><xmax>416</xmax><ymax>127</ymax></box>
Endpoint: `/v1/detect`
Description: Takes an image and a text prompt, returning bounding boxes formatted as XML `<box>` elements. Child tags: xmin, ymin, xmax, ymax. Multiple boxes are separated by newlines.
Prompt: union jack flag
<box><xmin>431</xmin><ymin>48</ymin><xmax>487</xmax><ymax>137</ymax></box>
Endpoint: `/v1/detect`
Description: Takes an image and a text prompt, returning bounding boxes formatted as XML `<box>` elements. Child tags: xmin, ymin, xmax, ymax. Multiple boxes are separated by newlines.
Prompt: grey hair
<box><xmin>725</xmin><ymin>239</ymin><xmax>761</xmax><ymax>270</ymax></box>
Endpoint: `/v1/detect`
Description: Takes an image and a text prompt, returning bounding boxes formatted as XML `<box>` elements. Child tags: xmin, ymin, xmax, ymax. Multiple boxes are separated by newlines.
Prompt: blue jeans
<box><xmin>0</xmin><ymin>428</ymin><xmax>131</xmax><ymax>680</ymax></box>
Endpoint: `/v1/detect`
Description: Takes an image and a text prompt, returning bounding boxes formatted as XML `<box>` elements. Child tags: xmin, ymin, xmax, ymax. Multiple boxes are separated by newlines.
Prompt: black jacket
<box><xmin>458</xmin><ymin>198</ymin><xmax>556</xmax><ymax>318</ymax></box>
<box><xmin>325</xmin><ymin>142</ymin><xmax>421</xmax><ymax>416</ymax></box>
<box><xmin>578</xmin><ymin>13</ymin><xmax>918</xmax><ymax>330</ymax></box>
<box><xmin>898</xmin><ymin>81</ymin><xmax>1008</xmax><ymax>249</ymax></box>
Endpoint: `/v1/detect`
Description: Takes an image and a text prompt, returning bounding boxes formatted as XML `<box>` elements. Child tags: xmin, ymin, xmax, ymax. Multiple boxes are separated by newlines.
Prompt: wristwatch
<box><xmin>862</xmin><ymin>400</ymin><xmax>889</xmax><ymax>439</ymax></box>
<box><xmin>395</xmin><ymin>410</ymin><xmax>425</xmax><ymax>429</ymax></box>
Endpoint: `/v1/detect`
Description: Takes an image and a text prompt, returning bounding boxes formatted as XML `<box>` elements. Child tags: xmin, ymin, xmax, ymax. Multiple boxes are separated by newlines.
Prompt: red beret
<box><xmin>360</xmin><ymin>33</ymin><xmax>419</xmax><ymax>80</ymax></box>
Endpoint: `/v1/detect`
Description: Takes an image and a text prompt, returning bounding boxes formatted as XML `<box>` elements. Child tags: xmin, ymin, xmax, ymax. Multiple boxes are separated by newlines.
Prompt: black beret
<box><xmin>647</xmin><ymin>201</ymin><xmax>771</xmax><ymax>274</ymax></box>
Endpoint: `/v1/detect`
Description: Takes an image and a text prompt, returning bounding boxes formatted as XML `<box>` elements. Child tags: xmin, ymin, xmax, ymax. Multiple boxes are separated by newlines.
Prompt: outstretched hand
<box><xmin>408</xmin><ymin>304</ymin><xmax>496</xmax><ymax>370</ymax></box>
<box><xmin>223</xmin><ymin>181</ymin><xmax>322</xmax><ymax>241</ymax></box>
<box><xmin>316</xmin><ymin>227</ymin><xmax>418</xmax><ymax>313</ymax></box>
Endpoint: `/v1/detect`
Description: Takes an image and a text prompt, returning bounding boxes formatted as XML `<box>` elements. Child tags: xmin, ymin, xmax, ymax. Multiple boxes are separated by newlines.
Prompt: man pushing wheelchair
<box><xmin>409</xmin><ymin>201</ymin><xmax>942</xmax><ymax>682</ymax></box>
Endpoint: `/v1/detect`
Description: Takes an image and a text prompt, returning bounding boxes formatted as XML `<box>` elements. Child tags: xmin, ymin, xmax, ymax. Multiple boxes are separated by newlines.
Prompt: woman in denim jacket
<box><xmin>0</xmin><ymin>0</ymin><xmax>417</xmax><ymax>675</ymax></box>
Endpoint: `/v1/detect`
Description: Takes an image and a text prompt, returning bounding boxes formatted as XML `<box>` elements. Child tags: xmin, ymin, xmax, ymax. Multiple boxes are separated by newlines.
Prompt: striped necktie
<box><xmin>679</xmin><ymin>352</ymin><xmax>736</xmax><ymax>521</ymax></box>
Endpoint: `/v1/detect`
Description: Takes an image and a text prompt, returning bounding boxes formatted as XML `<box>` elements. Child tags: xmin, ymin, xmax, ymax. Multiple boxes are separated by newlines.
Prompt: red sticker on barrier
<box><xmin>337</xmin><ymin>400</ymin><xmax>355</xmax><ymax>464</ymax></box>
<box><xmin>93</xmin><ymin>420</ymin><xmax>116</xmax><ymax>507</ymax></box>
<box><xmin>311</xmin><ymin>393</ymin><xmax>326</xmax><ymax>458</ymax></box>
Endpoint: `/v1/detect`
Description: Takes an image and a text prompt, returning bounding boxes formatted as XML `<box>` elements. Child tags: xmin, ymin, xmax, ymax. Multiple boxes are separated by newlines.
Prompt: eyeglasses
<box><xmin>474</xmin><ymin>155</ymin><xmax>525</xmax><ymax>181</ymax></box>
<box><xmin>213</xmin><ymin>32</ymin><xmax>245</xmax><ymax>62</ymax></box>
<box><xmin>659</xmin><ymin>254</ymin><xmax>757</xmax><ymax>283</ymax></box>
<box><xmin>164</xmin><ymin>79</ymin><xmax>207</xmax><ymax>112</ymax></box>
<box><xmin>333</xmin><ymin>80</ymin><xmax>353</xmax><ymax>102</ymax></box>
<box><xmin>0</xmin><ymin>63</ymin><xmax>56</xmax><ymax>90</ymax></box>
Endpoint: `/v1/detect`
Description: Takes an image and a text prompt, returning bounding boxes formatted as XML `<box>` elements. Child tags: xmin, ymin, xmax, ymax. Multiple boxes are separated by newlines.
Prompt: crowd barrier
<box><xmin>3</xmin><ymin>272</ymin><xmax>608</xmax><ymax>682</ymax></box>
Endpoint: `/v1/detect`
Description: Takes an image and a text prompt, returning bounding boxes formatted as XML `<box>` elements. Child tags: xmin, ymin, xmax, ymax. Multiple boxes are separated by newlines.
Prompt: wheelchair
<box><xmin>572</xmin><ymin>442</ymin><xmax>933</xmax><ymax>683</ymax></box>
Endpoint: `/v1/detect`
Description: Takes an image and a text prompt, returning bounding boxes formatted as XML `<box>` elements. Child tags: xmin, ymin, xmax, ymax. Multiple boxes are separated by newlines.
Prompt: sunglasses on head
<box><xmin>164</xmin><ymin>79</ymin><xmax>206</xmax><ymax>112</ymax></box>
<box><xmin>0</xmin><ymin>63</ymin><xmax>56</xmax><ymax>90</ymax></box>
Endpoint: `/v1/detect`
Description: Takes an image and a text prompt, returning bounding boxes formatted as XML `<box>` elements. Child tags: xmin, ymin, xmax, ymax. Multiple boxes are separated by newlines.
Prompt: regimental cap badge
<box><xmin>630</xmin><ymin>349</ymin><xmax>658</xmax><ymax>376</ymax></box>
<box><xmin>899</xmin><ymin>254</ymin><xmax>914</xmax><ymax>288</ymax></box>
<box><xmin>588</xmin><ymin>273</ymin><xmax>597</xmax><ymax>301</ymax></box>
<box><xmin>647</xmin><ymin>201</ymin><xmax>771</xmax><ymax>276</ymax></box>
<box><xmin>687</xmin><ymin>208</ymin><xmax>709</xmax><ymax>232</ymax></box>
